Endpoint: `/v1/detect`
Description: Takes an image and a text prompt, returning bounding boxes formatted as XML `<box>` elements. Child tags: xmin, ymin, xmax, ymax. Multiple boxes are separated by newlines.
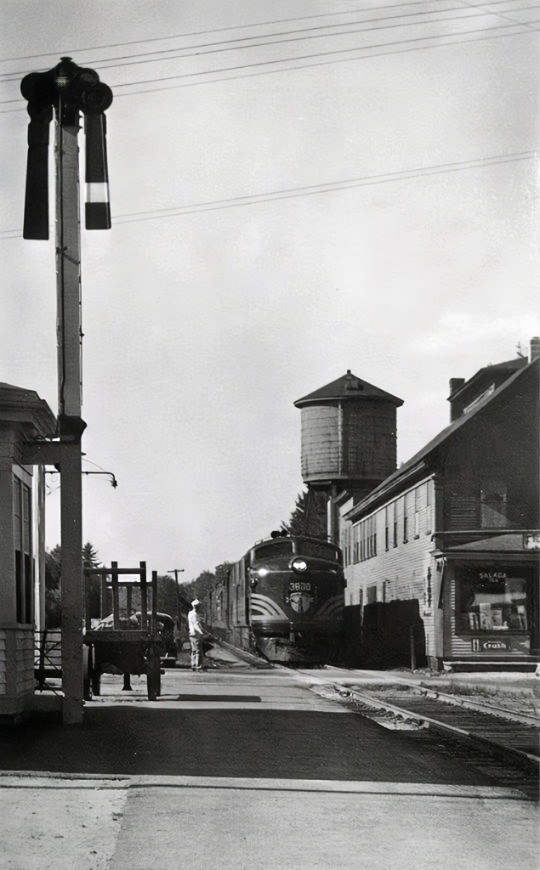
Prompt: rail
<box><xmin>325</xmin><ymin>682</ymin><xmax>540</xmax><ymax>766</ymax></box>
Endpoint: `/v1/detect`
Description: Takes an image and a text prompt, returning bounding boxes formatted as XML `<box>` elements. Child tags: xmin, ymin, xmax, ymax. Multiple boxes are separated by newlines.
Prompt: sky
<box><xmin>0</xmin><ymin>0</ymin><xmax>538</xmax><ymax>583</ymax></box>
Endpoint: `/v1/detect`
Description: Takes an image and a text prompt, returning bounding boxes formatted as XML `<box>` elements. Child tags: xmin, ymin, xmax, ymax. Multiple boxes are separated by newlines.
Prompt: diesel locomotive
<box><xmin>206</xmin><ymin>533</ymin><xmax>345</xmax><ymax>664</ymax></box>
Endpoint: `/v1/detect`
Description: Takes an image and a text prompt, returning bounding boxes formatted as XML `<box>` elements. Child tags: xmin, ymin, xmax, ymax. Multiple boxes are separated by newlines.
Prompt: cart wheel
<box><xmin>83</xmin><ymin>645</ymin><xmax>92</xmax><ymax>701</ymax></box>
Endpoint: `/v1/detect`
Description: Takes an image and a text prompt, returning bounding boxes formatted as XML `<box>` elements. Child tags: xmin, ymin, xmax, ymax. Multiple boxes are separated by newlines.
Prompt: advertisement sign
<box><xmin>471</xmin><ymin>637</ymin><xmax>530</xmax><ymax>654</ymax></box>
<box><xmin>471</xmin><ymin>638</ymin><xmax>511</xmax><ymax>653</ymax></box>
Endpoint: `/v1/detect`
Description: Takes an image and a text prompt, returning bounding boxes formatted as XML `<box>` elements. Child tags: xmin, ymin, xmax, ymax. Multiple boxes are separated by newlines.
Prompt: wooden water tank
<box><xmin>294</xmin><ymin>371</ymin><xmax>403</xmax><ymax>488</ymax></box>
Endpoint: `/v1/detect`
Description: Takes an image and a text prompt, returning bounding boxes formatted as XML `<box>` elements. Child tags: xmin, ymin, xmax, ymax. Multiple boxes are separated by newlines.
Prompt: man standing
<box><xmin>188</xmin><ymin>599</ymin><xmax>204</xmax><ymax>671</ymax></box>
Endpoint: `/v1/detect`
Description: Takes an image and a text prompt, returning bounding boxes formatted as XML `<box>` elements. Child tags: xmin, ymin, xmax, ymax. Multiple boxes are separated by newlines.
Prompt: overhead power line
<box><xmin>0</xmin><ymin>0</ymin><xmax>510</xmax><ymax>65</ymax></box>
<box><xmin>112</xmin><ymin>152</ymin><xmax>538</xmax><ymax>222</ymax></box>
<box><xmin>0</xmin><ymin>17</ymin><xmax>535</xmax><ymax>112</ymax></box>
<box><xmin>109</xmin><ymin>20</ymin><xmax>537</xmax><ymax>92</ymax></box>
<box><xmin>0</xmin><ymin>0</ymin><xmax>535</xmax><ymax>81</ymax></box>
<box><xmin>0</xmin><ymin>152</ymin><xmax>534</xmax><ymax>239</ymax></box>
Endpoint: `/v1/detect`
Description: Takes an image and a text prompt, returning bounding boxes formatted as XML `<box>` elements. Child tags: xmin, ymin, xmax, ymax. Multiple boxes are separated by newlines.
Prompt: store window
<box><xmin>456</xmin><ymin>566</ymin><xmax>530</xmax><ymax>633</ymax></box>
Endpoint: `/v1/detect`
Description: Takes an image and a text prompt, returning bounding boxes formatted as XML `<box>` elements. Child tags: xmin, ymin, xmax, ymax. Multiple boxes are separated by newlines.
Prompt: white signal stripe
<box><xmin>86</xmin><ymin>182</ymin><xmax>109</xmax><ymax>203</ymax></box>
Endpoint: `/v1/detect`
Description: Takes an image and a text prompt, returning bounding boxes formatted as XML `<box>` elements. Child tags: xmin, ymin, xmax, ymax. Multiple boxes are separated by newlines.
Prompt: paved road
<box><xmin>1</xmin><ymin>658</ymin><xmax>538</xmax><ymax>869</ymax></box>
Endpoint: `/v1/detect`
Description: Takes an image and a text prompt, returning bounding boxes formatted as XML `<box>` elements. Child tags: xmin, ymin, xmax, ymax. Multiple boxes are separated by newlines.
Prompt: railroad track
<box><xmin>213</xmin><ymin>648</ymin><xmax>539</xmax><ymax>765</ymax></box>
<box><xmin>322</xmin><ymin>681</ymin><xmax>539</xmax><ymax>765</ymax></box>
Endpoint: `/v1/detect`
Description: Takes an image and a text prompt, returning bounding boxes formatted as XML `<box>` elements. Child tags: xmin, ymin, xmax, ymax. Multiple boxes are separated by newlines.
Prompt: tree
<box><xmin>156</xmin><ymin>574</ymin><xmax>180</xmax><ymax>618</ymax></box>
<box><xmin>82</xmin><ymin>542</ymin><xmax>102</xmax><ymax>619</ymax></box>
<box><xmin>45</xmin><ymin>544</ymin><xmax>62</xmax><ymax>590</ymax></box>
<box><xmin>44</xmin><ymin>545</ymin><xmax>62</xmax><ymax>627</ymax></box>
<box><xmin>82</xmin><ymin>542</ymin><xmax>100</xmax><ymax>569</ymax></box>
<box><xmin>281</xmin><ymin>488</ymin><xmax>327</xmax><ymax>539</ymax></box>
<box><xmin>180</xmin><ymin>570</ymin><xmax>216</xmax><ymax>607</ymax></box>
<box><xmin>44</xmin><ymin>541</ymin><xmax>104</xmax><ymax>625</ymax></box>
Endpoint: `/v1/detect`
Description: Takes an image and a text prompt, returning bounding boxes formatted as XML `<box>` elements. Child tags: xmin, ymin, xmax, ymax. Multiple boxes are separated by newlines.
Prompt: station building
<box><xmin>0</xmin><ymin>383</ymin><xmax>55</xmax><ymax>722</ymax></box>
<box><xmin>296</xmin><ymin>341</ymin><xmax>539</xmax><ymax>671</ymax></box>
<box><xmin>340</xmin><ymin>347</ymin><xmax>539</xmax><ymax>671</ymax></box>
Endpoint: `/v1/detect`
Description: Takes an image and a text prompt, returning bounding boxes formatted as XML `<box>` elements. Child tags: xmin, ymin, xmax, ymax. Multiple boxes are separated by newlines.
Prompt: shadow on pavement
<box><xmin>0</xmin><ymin>705</ymin><xmax>501</xmax><ymax>787</ymax></box>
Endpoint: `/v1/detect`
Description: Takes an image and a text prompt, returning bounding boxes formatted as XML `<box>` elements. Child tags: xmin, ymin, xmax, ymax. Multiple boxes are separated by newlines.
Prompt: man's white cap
<box><xmin>191</xmin><ymin>599</ymin><xmax>200</xmax><ymax>607</ymax></box>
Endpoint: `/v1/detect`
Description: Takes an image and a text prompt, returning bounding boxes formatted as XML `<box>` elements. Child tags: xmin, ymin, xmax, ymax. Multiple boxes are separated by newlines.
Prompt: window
<box><xmin>393</xmin><ymin>501</ymin><xmax>398</xmax><ymax>548</ymax></box>
<box><xmin>353</xmin><ymin>524</ymin><xmax>360</xmax><ymax>563</ymax></box>
<box><xmin>366</xmin><ymin>585</ymin><xmax>377</xmax><ymax>604</ymax></box>
<box><xmin>403</xmin><ymin>495</ymin><xmax>408</xmax><ymax>543</ymax></box>
<box><xmin>426</xmin><ymin>480</ymin><xmax>433</xmax><ymax>534</ymax></box>
<box><xmin>13</xmin><ymin>475</ymin><xmax>33</xmax><ymax>624</ymax></box>
<box><xmin>414</xmin><ymin>488</ymin><xmax>420</xmax><ymax>537</ymax></box>
<box><xmin>457</xmin><ymin>566</ymin><xmax>530</xmax><ymax>633</ymax></box>
<box><xmin>353</xmin><ymin>515</ymin><xmax>377</xmax><ymax>563</ymax></box>
<box><xmin>341</xmin><ymin>526</ymin><xmax>351</xmax><ymax>567</ymax></box>
<box><xmin>480</xmin><ymin>481</ymin><xmax>508</xmax><ymax>528</ymax></box>
<box><xmin>384</xmin><ymin>506</ymin><xmax>389</xmax><ymax>551</ymax></box>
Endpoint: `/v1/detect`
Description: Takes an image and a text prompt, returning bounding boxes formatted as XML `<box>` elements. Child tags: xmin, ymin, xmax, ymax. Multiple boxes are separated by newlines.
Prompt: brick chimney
<box><xmin>449</xmin><ymin>378</ymin><xmax>465</xmax><ymax>396</ymax></box>
<box><xmin>530</xmin><ymin>337</ymin><xmax>540</xmax><ymax>361</ymax></box>
<box><xmin>448</xmin><ymin>378</ymin><xmax>465</xmax><ymax>421</ymax></box>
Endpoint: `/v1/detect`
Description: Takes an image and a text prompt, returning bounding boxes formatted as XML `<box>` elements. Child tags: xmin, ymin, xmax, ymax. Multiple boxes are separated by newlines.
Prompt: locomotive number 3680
<box><xmin>289</xmin><ymin>582</ymin><xmax>312</xmax><ymax>592</ymax></box>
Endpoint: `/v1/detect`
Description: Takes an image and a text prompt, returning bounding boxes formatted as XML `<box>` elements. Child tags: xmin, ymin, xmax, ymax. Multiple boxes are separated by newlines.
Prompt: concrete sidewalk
<box><xmin>1</xmin><ymin>773</ymin><xmax>537</xmax><ymax>870</ymax></box>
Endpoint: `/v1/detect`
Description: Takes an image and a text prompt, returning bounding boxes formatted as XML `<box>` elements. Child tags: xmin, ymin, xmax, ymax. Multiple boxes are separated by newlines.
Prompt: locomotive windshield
<box><xmin>297</xmin><ymin>540</ymin><xmax>341</xmax><ymax>562</ymax></box>
<box><xmin>253</xmin><ymin>541</ymin><xmax>293</xmax><ymax>560</ymax></box>
<box><xmin>252</xmin><ymin>538</ymin><xmax>341</xmax><ymax>563</ymax></box>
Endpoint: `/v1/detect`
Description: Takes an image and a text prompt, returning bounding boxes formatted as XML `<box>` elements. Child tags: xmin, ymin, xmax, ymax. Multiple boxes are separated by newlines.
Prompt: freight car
<box><xmin>206</xmin><ymin>533</ymin><xmax>345</xmax><ymax>664</ymax></box>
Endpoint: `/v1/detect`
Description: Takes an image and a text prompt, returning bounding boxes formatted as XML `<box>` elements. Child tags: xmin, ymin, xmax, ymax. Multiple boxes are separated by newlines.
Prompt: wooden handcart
<box><xmin>83</xmin><ymin>562</ymin><xmax>163</xmax><ymax>701</ymax></box>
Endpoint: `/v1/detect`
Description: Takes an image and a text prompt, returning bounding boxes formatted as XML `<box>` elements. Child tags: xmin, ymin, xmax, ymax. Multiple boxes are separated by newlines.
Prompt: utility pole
<box><xmin>21</xmin><ymin>58</ymin><xmax>112</xmax><ymax>724</ymax></box>
<box><xmin>168</xmin><ymin>568</ymin><xmax>185</xmax><ymax>614</ymax></box>
<box><xmin>168</xmin><ymin>568</ymin><xmax>185</xmax><ymax>654</ymax></box>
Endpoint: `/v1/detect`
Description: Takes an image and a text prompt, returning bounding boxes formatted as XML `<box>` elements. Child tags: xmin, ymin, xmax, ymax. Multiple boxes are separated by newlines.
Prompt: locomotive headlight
<box><xmin>292</xmin><ymin>558</ymin><xmax>308</xmax><ymax>573</ymax></box>
<box><xmin>249</xmin><ymin>568</ymin><xmax>268</xmax><ymax>586</ymax></box>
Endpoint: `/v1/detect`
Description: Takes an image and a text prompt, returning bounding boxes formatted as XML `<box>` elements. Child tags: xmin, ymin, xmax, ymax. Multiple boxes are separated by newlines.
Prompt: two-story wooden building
<box><xmin>0</xmin><ymin>383</ymin><xmax>56</xmax><ymax>722</ymax></box>
<box><xmin>337</xmin><ymin>346</ymin><xmax>539</xmax><ymax>671</ymax></box>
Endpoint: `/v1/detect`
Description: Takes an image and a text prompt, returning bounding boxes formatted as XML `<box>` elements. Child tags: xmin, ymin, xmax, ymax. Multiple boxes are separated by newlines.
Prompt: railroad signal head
<box><xmin>20</xmin><ymin>58</ymin><xmax>113</xmax><ymax>239</ymax></box>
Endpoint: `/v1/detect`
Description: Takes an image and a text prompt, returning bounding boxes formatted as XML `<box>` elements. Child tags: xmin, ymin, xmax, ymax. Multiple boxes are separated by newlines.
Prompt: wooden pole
<box><xmin>56</xmin><ymin>94</ymin><xmax>84</xmax><ymax>725</ymax></box>
<box><xmin>140</xmin><ymin>561</ymin><xmax>147</xmax><ymax>630</ymax></box>
<box><xmin>111</xmin><ymin>561</ymin><xmax>120</xmax><ymax>629</ymax></box>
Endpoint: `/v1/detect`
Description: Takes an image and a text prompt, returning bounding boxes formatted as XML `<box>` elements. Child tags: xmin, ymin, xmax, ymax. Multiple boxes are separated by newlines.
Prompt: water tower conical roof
<box><xmin>294</xmin><ymin>371</ymin><xmax>403</xmax><ymax>408</ymax></box>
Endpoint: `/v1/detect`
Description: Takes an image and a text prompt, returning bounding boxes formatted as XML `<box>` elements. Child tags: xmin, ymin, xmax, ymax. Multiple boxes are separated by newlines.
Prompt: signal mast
<box><xmin>21</xmin><ymin>58</ymin><xmax>112</xmax><ymax>724</ymax></box>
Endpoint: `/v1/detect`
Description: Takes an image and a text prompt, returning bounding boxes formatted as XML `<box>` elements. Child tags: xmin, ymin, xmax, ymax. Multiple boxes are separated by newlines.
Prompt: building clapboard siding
<box><xmin>328</xmin><ymin>343</ymin><xmax>539</xmax><ymax>670</ymax></box>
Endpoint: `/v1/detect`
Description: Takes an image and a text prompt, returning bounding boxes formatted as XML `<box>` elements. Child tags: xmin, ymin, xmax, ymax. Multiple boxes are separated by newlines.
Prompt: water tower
<box><xmin>294</xmin><ymin>371</ymin><xmax>403</xmax><ymax>541</ymax></box>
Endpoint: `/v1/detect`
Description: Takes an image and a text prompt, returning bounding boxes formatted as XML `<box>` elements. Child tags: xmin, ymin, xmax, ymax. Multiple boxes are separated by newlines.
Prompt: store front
<box><xmin>441</xmin><ymin>534</ymin><xmax>539</xmax><ymax>669</ymax></box>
